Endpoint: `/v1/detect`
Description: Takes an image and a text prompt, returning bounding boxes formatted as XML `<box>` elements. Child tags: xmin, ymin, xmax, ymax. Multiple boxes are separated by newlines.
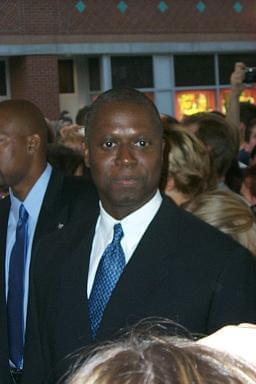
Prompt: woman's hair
<box><xmin>183</xmin><ymin>189</ymin><xmax>256</xmax><ymax>255</ymax></box>
<box><xmin>66</xmin><ymin>320</ymin><xmax>256</xmax><ymax>384</ymax></box>
<box><xmin>182</xmin><ymin>112</ymin><xmax>239</xmax><ymax>178</ymax></box>
<box><xmin>165</xmin><ymin>127</ymin><xmax>216</xmax><ymax>199</ymax></box>
<box><xmin>160</xmin><ymin>113</ymin><xmax>180</xmax><ymax>133</ymax></box>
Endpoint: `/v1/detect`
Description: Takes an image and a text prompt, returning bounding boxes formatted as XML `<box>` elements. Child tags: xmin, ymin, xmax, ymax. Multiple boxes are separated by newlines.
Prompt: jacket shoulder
<box><xmin>160</xmin><ymin>196</ymin><xmax>253</xmax><ymax>259</ymax></box>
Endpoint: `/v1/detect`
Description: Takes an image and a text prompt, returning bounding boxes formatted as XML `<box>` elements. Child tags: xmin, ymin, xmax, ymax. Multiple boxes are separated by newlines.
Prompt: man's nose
<box><xmin>116</xmin><ymin>145</ymin><xmax>137</xmax><ymax>166</ymax></box>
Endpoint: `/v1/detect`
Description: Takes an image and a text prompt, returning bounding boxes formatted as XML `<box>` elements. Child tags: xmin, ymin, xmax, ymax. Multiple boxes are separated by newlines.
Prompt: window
<box><xmin>0</xmin><ymin>61</ymin><xmax>7</xmax><ymax>96</ymax></box>
<box><xmin>58</xmin><ymin>60</ymin><xmax>74</xmax><ymax>93</ymax></box>
<box><xmin>88</xmin><ymin>57</ymin><xmax>100</xmax><ymax>91</ymax></box>
<box><xmin>111</xmin><ymin>56</ymin><xmax>153</xmax><ymax>88</ymax></box>
<box><xmin>174</xmin><ymin>55</ymin><xmax>215</xmax><ymax>87</ymax></box>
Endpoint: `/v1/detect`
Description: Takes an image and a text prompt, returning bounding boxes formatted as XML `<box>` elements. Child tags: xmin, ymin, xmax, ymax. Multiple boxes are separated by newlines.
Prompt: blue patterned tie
<box><xmin>7</xmin><ymin>204</ymin><xmax>29</xmax><ymax>369</ymax></box>
<box><xmin>89</xmin><ymin>223</ymin><xmax>126</xmax><ymax>339</ymax></box>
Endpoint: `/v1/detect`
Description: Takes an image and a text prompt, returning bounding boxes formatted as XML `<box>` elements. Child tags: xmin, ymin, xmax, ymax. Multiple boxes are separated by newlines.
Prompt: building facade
<box><xmin>0</xmin><ymin>0</ymin><xmax>255</xmax><ymax>120</ymax></box>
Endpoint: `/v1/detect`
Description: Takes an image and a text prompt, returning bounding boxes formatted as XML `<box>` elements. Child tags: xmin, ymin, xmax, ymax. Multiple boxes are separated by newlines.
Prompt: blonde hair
<box><xmin>165</xmin><ymin>127</ymin><xmax>216</xmax><ymax>199</ymax></box>
<box><xmin>67</xmin><ymin>321</ymin><xmax>256</xmax><ymax>384</ymax></box>
<box><xmin>184</xmin><ymin>189</ymin><xmax>256</xmax><ymax>256</ymax></box>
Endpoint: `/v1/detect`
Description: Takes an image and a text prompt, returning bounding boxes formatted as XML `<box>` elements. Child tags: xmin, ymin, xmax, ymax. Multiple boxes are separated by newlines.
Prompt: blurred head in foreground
<box><xmin>66</xmin><ymin>320</ymin><xmax>256</xmax><ymax>384</ymax></box>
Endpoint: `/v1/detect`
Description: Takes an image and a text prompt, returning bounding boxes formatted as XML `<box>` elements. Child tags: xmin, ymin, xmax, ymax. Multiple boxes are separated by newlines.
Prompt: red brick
<box><xmin>9</xmin><ymin>56</ymin><xmax>59</xmax><ymax>120</ymax></box>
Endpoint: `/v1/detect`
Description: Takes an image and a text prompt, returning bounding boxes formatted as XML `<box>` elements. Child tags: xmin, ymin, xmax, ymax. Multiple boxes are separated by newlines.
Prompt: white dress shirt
<box><xmin>5</xmin><ymin>164</ymin><xmax>52</xmax><ymax>340</ymax></box>
<box><xmin>87</xmin><ymin>190</ymin><xmax>162</xmax><ymax>297</ymax></box>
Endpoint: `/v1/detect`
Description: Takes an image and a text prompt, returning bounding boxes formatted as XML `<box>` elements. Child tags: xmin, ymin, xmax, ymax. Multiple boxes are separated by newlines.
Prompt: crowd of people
<box><xmin>0</xmin><ymin>63</ymin><xmax>256</xmax><ymax>384</ymax></box>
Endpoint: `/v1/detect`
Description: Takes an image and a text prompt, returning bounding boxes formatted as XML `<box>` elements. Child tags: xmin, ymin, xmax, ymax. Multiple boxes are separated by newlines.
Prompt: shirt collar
<box><xmin>99</xmin><ymin>190</ymin><xmax>162</xmax><ymax>238</ymax></box>
<box><xmin>9</xmin><ymin>163</ymin><xmax>52</xmax><ymax>220</ymax></box>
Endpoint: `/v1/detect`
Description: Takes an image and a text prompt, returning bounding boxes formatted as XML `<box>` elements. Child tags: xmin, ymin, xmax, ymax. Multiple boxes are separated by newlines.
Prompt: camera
<box><xmin>244</xmin><ymin>67</ymin><xmax>256</xmax><ymax>84</ymax></box>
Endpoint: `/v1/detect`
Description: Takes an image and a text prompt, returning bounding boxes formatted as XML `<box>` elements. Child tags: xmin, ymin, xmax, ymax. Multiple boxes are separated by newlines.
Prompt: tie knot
<box><xmin>113</xmin><ymin>223</ymin><xmax>123</xmax><ymax>243</ymax></box>
<box><xmin>19</xmin><ymin>204</ymin><xmax>28</xmax><ymax>224</ymax></box>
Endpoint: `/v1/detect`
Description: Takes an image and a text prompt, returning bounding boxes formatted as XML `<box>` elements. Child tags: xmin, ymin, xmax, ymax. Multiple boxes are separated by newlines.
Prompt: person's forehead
<box><xmin>96</xmin><ymin>108</ymin><xmax>160</xmax><ymax>135</ymax></box>
<box><xmin>89</xmin><ymin>100</ymin><xmax>162</xmax><ymax>137</ymax></box>
<box><xmin>100</xmin><ymin>97</ymin><xmax>155</xmax><ymax>113</ymax></box>
<box><xmin>0</xmin><ymin>112</ymin><xmax>16</xmax><ymax>130</ymax></box>
<box><xmin>0</xmin><ymin>113</ymin><xmax>33</xmax><ymax>139</ymax></box>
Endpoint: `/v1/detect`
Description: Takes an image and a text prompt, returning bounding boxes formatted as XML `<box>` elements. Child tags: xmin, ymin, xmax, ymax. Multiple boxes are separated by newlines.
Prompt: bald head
<box><xmin>0</xmin><ymin>100</ymin><xmax>49</xmax><ymax>199</ymax></box>
<box><xmin>86</xmin><ymin>87</ymin><xmax>163</xmax><ymax>141</ymax></box>
<box><xmin>0</xmin><ymin>99</ymin><xmax>48</xmax><ymax>143</ymax></box>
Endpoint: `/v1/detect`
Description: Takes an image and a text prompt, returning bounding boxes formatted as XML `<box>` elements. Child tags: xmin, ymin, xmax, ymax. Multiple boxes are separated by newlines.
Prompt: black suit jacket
<box><xmin>24</xmin><ymin>196</ymin><xmax>256</xmax><ymax>384</ymax></box>
<box><xmin>0</xmin><ymin>168</ymin><xmax>98</xmax><ymax>384</ymax></box>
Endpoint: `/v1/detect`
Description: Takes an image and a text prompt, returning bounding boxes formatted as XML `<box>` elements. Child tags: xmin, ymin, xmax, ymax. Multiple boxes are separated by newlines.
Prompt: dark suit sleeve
<box><xmin>22</xmin><ymin>235</ymin><xmax>62</xmax><ymax>384</ymax></box>
<box><xmin>22</xmin><ymin>272</ymin><xmax>47</xmax><ymax>383</ymax></box>
<box><xmin>207</xmin><ymin>245</ymin><xmax>256</xmax><ymax>333</ymax></box>
<box><xmin>22</xmin><ymin>218</ymin><xmax>93</xmax><ymax>384</ymax></box>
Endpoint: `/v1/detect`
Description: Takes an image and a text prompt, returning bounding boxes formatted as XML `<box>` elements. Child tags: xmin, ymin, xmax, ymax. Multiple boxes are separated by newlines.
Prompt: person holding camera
<box><xmin>226</xmin><ymin>62</ymin><xmax>256</xmax><ymax>167</ymax></box>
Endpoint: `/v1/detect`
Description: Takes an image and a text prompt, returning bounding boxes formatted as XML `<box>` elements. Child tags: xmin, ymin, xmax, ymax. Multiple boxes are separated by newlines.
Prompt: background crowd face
<box><xmin>85</xmin><ymin>100</ymin><xmax>164</xmax><ymax>219</ymax></box>
<box><xmin>248</xmin><ymin>124</ymin><xmax>256</xmax><ymax>153</ymax></box>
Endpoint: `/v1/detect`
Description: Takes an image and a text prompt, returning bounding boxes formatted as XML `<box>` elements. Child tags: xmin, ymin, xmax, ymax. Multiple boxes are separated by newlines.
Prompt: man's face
<box><xmin>248</xmin><ymin>125</ymin><xmax>256</xmax><ymax>153</ymax></box>
<box><xmin>240</xmin><ymin>177</ymin><xmax>254</xmax><ymax>205</ymax></box>
<box><xmin>85</xmin><ymin>101</ymin><xmax>164</xmax><ymax>219</ymax></box>
<box><xmin>0</xmin><ymin>115</ymin><xmax>30</xmax><ymax>190</ymax></box>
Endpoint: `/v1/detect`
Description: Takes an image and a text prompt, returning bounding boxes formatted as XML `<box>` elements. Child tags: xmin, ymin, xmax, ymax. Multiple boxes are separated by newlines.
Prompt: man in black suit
<box><xmin>0</xmin><ymin>100</ymin><xmax>98</xmax><ymax>384</ymax></box>
<box><xmin>25</xmin><ymin>88</ymin><xmax>256</xmax><ymax>384</ymax></box>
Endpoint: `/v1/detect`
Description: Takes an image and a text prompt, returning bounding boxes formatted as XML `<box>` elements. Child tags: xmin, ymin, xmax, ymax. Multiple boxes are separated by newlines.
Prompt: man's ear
<box><xmin>27</xmin><ymin>134</ymin><xmax>41</xmax><ymax>154</ymax></box>
<box><xmin>84</xmin><ymin>142</ymin><xmax>90</xmax><ymax>168</ymax></box>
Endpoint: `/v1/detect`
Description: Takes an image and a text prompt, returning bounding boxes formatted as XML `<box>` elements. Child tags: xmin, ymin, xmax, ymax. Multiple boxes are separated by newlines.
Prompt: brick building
<box><xmin>0</xmin><ymin>0</ymin><xmax>255</xmax><ymax>120</ymax></box>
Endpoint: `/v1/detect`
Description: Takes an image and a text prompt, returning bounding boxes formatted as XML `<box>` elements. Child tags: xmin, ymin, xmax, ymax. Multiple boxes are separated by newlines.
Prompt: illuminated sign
<box><xmin>220</xmin><ymin>88</ymin><xmax>256</xmax><ymax>114</ymax></box>
<box><xmin>175</xmin><ymin>90</ymin><xmax>216</xmax><ymax>120</ymax></box>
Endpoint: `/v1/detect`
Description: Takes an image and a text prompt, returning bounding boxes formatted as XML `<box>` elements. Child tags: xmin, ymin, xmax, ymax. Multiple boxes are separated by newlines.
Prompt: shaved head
<box><xmin>86</xmin><ymin>87</ymin><xmax>163</xmax><ymax>141</ymax></box>
<box><xmin>0</xmin><ymin>99</ymin><xmax>48</xmax><ymax>142</ymax></box>
<box><xmin>0</xmin><ymin>99</ymin><xmax>49</xmax><ymax>199</ymax></box>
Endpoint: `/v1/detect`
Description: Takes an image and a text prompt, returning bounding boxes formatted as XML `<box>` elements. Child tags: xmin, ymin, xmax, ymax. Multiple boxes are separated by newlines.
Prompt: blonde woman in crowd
<box><xmin>163</xmin><ymin>127</ymin><xmax>216</xmax><ymax>205</ymax></box>
<box><xmin>183</xmin><ymin>189</ymin><xmax>256</xmax><ymax>256</ymax></box>
<box><xmin>66</xmin><ymin>320</ymin><xmax>256</xmax><ymax>384</ymax></box>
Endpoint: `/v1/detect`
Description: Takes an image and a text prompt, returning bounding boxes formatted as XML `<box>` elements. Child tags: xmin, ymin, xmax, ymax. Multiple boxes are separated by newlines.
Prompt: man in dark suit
<box><xmin>25</xmin><ymin>88</ymin><xmax>256</xmax><ymax>384</ymax></box>
<box><xmin>0</xmin><ymin>100</ymin><xmax>98</xmax><ymax>384</ymax></box>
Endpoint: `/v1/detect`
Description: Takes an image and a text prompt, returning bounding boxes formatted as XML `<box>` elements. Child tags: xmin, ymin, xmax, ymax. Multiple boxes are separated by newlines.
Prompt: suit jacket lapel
<box><xmin>57</xmin><ymin>225</ymin><xmax>96</xmax><ymax>352</ymax></box>
<box><xmin>52</xmin><ymin>198</ymin><xmax>181</xmax><ymax>344</ymax></box>
<box><xmin>0</xmin><ymin>197</ymin><xmax>10</xmax><ymax>265</ymax></box>
<box><xmin>0</xmin><ymin>196</ymin><xmax>11</xmax><ymax>295</ymax></box>
<box><xmin>97</xmin><ymin>198</ymin><xmax>180</xmax><ymax>339</ymax></box>
<box><xmin>0</xmin><ymin>197</ymin><xmax>11</xmax><ymax>366</ymax></box>
<box><xmin>32</xmin><ymin>169</ymin><xmax>67</xmax><ymax>251</ymax></box>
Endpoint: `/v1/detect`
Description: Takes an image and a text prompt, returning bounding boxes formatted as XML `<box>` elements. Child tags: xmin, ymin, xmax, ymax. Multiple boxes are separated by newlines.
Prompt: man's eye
<box><xmin>135</xmin><ymin>140</ymin><xmax>148</xmax><ymax>147</ymax></box>
<box><xmin>103</xmin><ymin>141</ymin><xmax>116</xmax><ymax>149</ymax></box>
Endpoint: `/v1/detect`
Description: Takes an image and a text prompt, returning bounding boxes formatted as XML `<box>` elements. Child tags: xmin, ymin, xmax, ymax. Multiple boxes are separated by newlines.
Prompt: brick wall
<box><xmin>9</xmin><ymin>55</ymin><xmax>60</xmax><ymax>120</ymax></box>
<box><xmin>2</xmin><ymin>1</ymin><xmax>255</xmax><ymax>119</ymax></box>
<box><xmin>0</xmin><ymin>0</ymin><xmax>255</xmax><ymax>38</ymax></box>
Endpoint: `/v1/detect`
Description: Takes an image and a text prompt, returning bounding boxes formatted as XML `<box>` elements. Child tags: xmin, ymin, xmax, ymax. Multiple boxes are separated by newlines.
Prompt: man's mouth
<box><xmin>112</xmin><ymin>177</ymin><xmax>139</xmax><ymax>186</ymax></box>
